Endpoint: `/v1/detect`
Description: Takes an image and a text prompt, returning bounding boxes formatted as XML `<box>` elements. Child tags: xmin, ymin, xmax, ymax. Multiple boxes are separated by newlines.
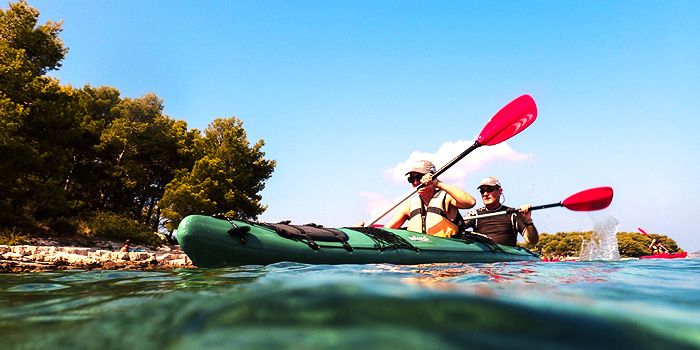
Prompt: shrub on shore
<box><xmin>0</xmin><ymin>228</ymin><xmax>29</xmax><ymax>245</ymax></box>
<box><xmin>86</xmin><ymin>212</ymin><xmax>163</xmax><ymax>247</ymax></box>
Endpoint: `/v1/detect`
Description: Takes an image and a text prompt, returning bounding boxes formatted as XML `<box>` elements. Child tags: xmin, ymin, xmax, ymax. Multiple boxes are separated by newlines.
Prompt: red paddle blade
<box><xmin>477</xmin><ymin>94</ymin><xmax>538</xmax><ymax>146</ymax></box>
<box><xmin>637</xmin><ymin>228</ymin><xmax>649</xmax><ymax>236</ymax></box>
<box><xmin>561</xmin><ymin>187</ymin><xmax>614</xmax><ymax>211</ymax></box>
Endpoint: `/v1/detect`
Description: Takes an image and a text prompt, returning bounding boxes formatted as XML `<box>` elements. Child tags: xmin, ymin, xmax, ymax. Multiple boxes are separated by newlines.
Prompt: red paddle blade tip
<box><xmin>477</xmin><ymin>94</ymin><xmax>538</xmax><ymax>146</ymax></box>
<box><xmin>561</xmin><ymin>186</ymin><xmax>614</xmax><ymax>211</ymax></box>
<box><xmin>637</xmin><ymin>228</ymin><xmax>649</xmax><ymax>236</ymax></box>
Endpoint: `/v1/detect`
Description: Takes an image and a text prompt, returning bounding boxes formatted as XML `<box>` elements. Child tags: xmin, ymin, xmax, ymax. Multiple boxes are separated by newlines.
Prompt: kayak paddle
<box><xmin>464</xmin><ymin>186</ymin><xmax>614</xmax><ymax>220</ymax></box>
<box><xmin>637</xmin><ymin>228</ymin><xmax>649</xmax><ymax>236</ymax></box>
<box><xmin>368</xmin><ymin>94</ymin><xmax>538</xmax><ymax>225</ymax></box>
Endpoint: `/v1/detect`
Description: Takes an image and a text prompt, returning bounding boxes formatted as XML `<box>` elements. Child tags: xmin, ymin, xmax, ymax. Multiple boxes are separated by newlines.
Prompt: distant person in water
<box><xmin>463</xmin><ymin>176</ymin><xmax>539</xmax><ymax>246</ymax></box>
<box><xmin>120</xmin><ymin>239</ymin><xmax>131</xmax><ymax>252</ymax></box>
<box><xmin>384</xmin><ymin>160</ymin><xmax>476</xmax><ymax>238</ymax></box>
<box><xmin>649</xmin><ymin>238</ymin><xmax>669</xmax><ymax>254</ymax></box>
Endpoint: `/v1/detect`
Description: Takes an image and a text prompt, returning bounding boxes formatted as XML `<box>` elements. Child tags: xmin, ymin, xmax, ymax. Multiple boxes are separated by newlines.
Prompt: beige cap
<box><xmin>405</xmin><ymin>160</ymin><xmax>436</xmax><ymax>175</ymax></box>
<box><xmin>477</xmin><ymin>176</ymin><xmax>501</xmax><ymax>188</ymax></box>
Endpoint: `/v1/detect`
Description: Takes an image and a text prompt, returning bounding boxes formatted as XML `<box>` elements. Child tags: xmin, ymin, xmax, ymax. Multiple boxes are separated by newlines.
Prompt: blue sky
<box><xmin>30</xmin><ymin>1</ymin><xmax>700</xmax><ymax>251</ymax></box>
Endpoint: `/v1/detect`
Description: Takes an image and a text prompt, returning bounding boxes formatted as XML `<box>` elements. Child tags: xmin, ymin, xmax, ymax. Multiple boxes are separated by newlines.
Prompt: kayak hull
<box><xmin>177</xmin><ymin>215</ymin><xmax>540</xmax><ymax>267</ymax></box>
<box><xmin>639</xmin><ymin>252</ymin><xmax>687</xmax><ymax>260</ymax></box>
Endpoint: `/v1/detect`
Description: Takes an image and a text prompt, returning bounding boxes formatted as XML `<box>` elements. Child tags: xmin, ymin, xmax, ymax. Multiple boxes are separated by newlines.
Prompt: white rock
<box><xmin>2</xmin><ymin>252</ymin><xmax>23</xmax><ymax>259</ymax></box>
<box><xmin>128</xmin><ymin>252</ymin><xmax>152</xmax><ymax>261</ymax></box>
<box><xmin>166</xmin><ymin>258</ymin><xmax>189</xmax><ymax>266</ymax></box>
<box><xmin>89</xmin><ymin>250</ymin><xmax>113</xmax><ymax>258</ymax></box>
<box><xmin>58</xmin><ymin>247</ymin><xmax>91</xmax><ymax>256</ymax></box>
<box><xmin>12</xmin><ymin>245</ymin><xmax>38</xmax><ymax>256</ymax></box>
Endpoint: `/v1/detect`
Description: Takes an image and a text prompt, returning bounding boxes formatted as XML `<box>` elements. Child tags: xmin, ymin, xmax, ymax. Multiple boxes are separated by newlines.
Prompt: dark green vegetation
<box><xmin>529</xmin><ymin>231</ymin><xmax>681</xmax><ymax>259</ymax></box>
<box><xmin>0</xmin><ymin>1</ymin><xmax>275</xmax><ymax>245</ymax></box>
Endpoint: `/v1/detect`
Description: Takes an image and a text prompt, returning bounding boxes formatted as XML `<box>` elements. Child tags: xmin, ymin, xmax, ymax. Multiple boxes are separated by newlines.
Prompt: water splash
<box><xmin>579</xmin><ymin>216</ymin><xmax>620</xmax><ymax>261</ymax></box>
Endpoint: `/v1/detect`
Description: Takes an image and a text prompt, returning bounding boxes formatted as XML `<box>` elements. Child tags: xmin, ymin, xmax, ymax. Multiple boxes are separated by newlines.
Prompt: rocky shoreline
<box><xmin>1</xmin><ymin>239</ymin><xmax>194</xmax><ymax>272</ymax></box>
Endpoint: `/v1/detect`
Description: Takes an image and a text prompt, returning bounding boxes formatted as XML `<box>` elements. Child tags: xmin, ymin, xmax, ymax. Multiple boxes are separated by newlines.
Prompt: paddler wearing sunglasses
<box><xmin>463</xmin><ymin>176</ymin><xmax>539</xmax><ymax>246</ymax></box>
<box><xmin>384</xmin><ymin>160</ymin><xmax>476</xmax><ymax>238</ymax></box>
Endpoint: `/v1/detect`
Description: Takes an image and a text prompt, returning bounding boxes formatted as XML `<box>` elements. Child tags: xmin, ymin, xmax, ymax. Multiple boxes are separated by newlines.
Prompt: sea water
<box><xmin>1</xmin><ymin>258</ymin><xmax>699</xmax><ymax>350</ymax></box>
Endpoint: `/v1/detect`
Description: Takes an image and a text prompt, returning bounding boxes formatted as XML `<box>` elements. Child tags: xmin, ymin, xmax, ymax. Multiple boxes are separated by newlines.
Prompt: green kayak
<box><xmin>177</xmin><ymin>215</ymin><xmax>540</xmax><ymax>267</ymax></box>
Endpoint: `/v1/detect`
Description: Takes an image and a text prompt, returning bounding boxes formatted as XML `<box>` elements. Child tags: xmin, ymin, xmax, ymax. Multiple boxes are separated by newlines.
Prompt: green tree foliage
<box><xmin>62</xmin><ymin>85</ymin><xmax>122</xmax><ymax>214</ymax></box>
<box><xmin>0</xmin><ymin>0</ymin><xmax>74</xmax><ymax>227</ymax></box>
<box><xmin>530</xmin><ymin>231</ymin><xmax>682</xmax><ymax>258</ymax></box>
<box><xmin>159</xmin><ymin>117</ymin><xmax>276</xmax><ymax>230</ymax></box>
<box><xmin>535</xmin><ymin>232</ymin><xmax>592</xmax><ymax>258</ymax></box>
<box><xmin>0</xmin><ymin>0</ymin><xmax>66</xmax><ymax>74</ymax></box>
<box><xmin>62</xmin><ymin>86</ymin><xmax>200</xmax><ymax>231</ymax></box>
<box><xmin>0</xmin><ymin>2</ymin><xmax>276</xmax><ymax>243</ymax></box>
<box><xmin>90</xmin><ymin>94</ymin><xmax>196</xmax><ymax>226</ymax></box>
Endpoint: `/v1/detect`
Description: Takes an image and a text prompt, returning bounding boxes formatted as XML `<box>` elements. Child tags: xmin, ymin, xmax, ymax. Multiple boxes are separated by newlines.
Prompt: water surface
<box><xmin>1</xmin><ymin>258</ymin><xmax>698</xmax><ymax>349</ymax></box>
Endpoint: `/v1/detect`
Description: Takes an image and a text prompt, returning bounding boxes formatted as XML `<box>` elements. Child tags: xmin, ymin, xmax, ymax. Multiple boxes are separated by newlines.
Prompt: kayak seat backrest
<box><xmin>461</xmin><ymin>232</ymin><xmax>497</xmax><ymax>245</ymax></box>
<box><xmin>258</xmin><ymin>222</ymin><xmax>353</xmax><ymax>251</ymax></box>
<box><xmin>460</xmin><ymin>232</ymin><xmax>506</xmax><ymax>254</ymax></box>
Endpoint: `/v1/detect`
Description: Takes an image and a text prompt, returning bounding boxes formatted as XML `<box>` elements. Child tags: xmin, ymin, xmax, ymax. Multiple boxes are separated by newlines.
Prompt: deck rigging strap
<box><xmin>257</xmin><ymin>221</ymin><xmax>353</xmax><ymax>252</ymax></box>
<box><xmin>346</xmin><ymin>227</ymin><xmax>419</xmax><ymax>252</ymax></box>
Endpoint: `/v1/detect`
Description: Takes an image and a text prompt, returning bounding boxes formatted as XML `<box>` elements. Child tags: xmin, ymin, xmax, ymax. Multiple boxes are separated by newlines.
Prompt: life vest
<box><xmin>406</xmin><ymin>190</ymin><xmax>462</xmax><ymax>238</ymax></box>
<box><xmin>469</xmin><ymin>207</ymin><xmax>519</xmax><ymax>235</ymax></box>
<box><xmin>464</xmin><ymin>205</ymin><xmax>520</xmax><ymax>246</ymax></box>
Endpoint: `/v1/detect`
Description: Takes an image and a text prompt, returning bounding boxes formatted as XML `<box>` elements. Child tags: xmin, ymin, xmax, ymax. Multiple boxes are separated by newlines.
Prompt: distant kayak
<box><xmin>177</xmin><ymin>215</ymin><xmax>540</xmax><ymax>267</ymax></box>
<box><xmin>639</xmin><ymin>251</ymin><xmax>687</xmax><ymax>260</ymax></box>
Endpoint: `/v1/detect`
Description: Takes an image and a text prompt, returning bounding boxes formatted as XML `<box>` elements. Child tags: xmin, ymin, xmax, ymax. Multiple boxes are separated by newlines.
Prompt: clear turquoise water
<box><xmin>1</xmin><ymin>258</ymin><xmax>699</xmax><ymax>349</ymax></box>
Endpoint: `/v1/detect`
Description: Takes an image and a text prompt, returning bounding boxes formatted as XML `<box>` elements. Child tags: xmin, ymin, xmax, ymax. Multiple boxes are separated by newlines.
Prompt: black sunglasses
<box><xmin>407</xmin><ymin>173</ymin><xmax>423</xmax><ymax>183</ymax></box>
<box><xmin>479</xmin><ymin>186</ymin><xmax>499</xmax><ymax>194</ymax></box>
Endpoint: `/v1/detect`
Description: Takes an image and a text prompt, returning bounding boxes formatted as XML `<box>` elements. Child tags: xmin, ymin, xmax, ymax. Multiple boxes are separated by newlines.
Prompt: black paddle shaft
<box><xmin>530</xmin><ymin>202</ymin><xmax>564</xmax><ymax>211</ymax></box>
<box><xmin>465</xmin><ymin>202</ymin><xmax>562</xmax><ymax>221</ymax></box>
<box><xmin>435</xmin><ymin>141</ymin><xmax>481</xmax><ymax>178</ymax></box>
<box><xmin>417</xmin><ymin>141</ymin><xmax>481</xmax><ymax>189</ymax></box>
